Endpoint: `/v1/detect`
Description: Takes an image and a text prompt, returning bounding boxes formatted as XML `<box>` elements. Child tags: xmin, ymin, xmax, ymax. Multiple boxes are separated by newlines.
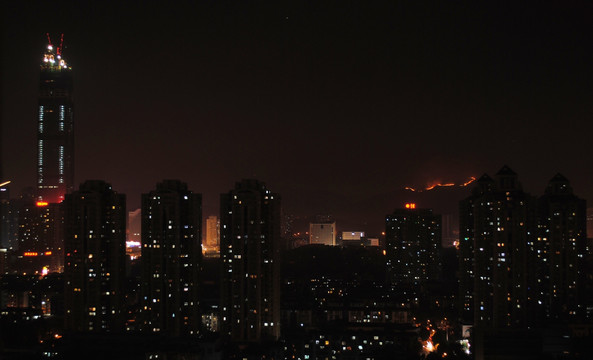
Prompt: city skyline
<box><xmin>2</xmin><ymin>3</ymin><xmax>593</xmax><ymax>355</ymax></box>
<box><xmin>2</xmin><ymin>2</ymin><xmax>593</xmax><ymax>234</ymax></box>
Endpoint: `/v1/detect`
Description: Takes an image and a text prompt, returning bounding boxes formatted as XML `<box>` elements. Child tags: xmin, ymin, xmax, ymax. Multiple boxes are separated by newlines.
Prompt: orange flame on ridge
<box><xmin>405</xmin><ymin>176</ymin><xmax>476</xmax><ymax>192</ymax></box>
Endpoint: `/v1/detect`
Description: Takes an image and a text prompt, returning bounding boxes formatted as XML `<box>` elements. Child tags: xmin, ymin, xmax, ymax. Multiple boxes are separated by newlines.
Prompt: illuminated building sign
<box><xmin>23</xmin><ymin>251</ymin><xmax>52</xmax><ymax>257</ymax></box>
<box><xmin>405</xmin><ymin>203</ymin><xmax>417</xmax><ymax>209</ymax></box>
<box><xmin>36</xmin><ymin>201</ymin><xmax>49</xmax><ymax>207</ymax></box>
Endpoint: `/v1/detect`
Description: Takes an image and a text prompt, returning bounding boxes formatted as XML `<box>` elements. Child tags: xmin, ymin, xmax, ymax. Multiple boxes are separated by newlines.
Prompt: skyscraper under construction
<box><xmin>37</xmin><ymin>34</ymin><xmax>74</xmax><ymax>204</ymax></box>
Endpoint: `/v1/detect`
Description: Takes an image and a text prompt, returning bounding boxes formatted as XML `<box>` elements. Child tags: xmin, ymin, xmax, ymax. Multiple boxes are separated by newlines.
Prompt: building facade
<box><xmin>220</xmin><ymin>179</ymin><xmax>281</xmax><ymax>342</ymax></box>
<box><xmin>459</xmin><ymin>167</ymin><xmax>538</xmax><ymax>329</ymax></box>
<box><xmin>63</xmin><ymin>180</ymin><xmax>126</xmax><ymax>332</ymax></box>
<box><xmin>537</xmin><ymin>174</ymin><xmax>587</xmax><ymax>322</ymax></box>
<box><xmin>205</xmin><ymin>215</ymin><xmax>220</xmax><ymax>252</ymax></box>
<box><xmin>15</xmin><ymin>199</ymin><xmax>63</xmax><ymax>274</ymax></box>
<box><xmin>385</xmin><ymin>204</ymin><xmax>442</xmax><ymax>288</ymax></box>
<box><xmin>141</xmin><ymin>180</ymin><xmax>202</xmax><ymax>336</ymax></box>
<box><xmin>458</xmin><ymin>167</ymin><xmax>588</xmax><ymax>330</ymax></box>
<box><xmin>37</xmin><ymin>36</ymin><xmax>74</xmax><ymax>204</ymax></box>
<box><xmin>309</xmin><ymin>222</ymin><xmax>336</xmax><ymax>246</ymax></box>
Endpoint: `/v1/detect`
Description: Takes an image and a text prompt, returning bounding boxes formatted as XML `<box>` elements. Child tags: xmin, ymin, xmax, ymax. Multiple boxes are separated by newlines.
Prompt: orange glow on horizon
<box><xmin>425</xmin><ymin>182</ymin><xmax>455</xmax><ymax>191</ymax></box>
<box><xmin>405</xmin><ymin>176</ymin><xmax>476</xmax><ymax>192</ymax></box>
<box><xmin>461</xmin><ymin>176</ymin><xmax>477</xmax><ymax>187</ymax></box>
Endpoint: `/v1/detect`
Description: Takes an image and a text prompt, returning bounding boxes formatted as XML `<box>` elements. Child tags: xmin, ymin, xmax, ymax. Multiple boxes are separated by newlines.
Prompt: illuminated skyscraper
<box><xmin>37</xmin><ymin>35</ymin><xmax>74</xmax><ymax>204</ymax></box>
<box><xmin>63</xmin><ymin>181</ymin><xmax>126</xmax><ymax>332</ymax></box>
<box><xmin>141</xmin><ymin>180</ymin><xmax>202</xmax><ymax>336</ymax></box>
<box><xmin>385</xmin><ymin>204</ymin><xmax>442</xmax><ymax>288</ymax></box>
<box><xmin>220</xmin><ymin>179</ymin><xmax>281</xmax><ymax>342</ymax></box>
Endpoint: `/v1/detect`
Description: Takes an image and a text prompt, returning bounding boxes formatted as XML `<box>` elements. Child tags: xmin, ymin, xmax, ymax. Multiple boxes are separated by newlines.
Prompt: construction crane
<box><xmin>57</xmin><ymin>33</ymin><xmax>64</xmax><ymax>56</ymax></box>
<box><xmin>45</xmin><ymin>33</ymin><xmax>65</xmax><ymax>55</ymax></box>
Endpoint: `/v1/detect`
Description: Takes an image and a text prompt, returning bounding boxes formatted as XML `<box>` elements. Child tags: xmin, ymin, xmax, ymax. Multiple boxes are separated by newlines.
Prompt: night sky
<box><xmin>2</xmin><ymin>2</ymin><xmax>593</xmax><ymax>234</ymax></box>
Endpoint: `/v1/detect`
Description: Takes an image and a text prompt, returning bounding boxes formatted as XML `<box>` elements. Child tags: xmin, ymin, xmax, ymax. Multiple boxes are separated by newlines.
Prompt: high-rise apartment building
<box><xmin>459</xmin><ymin>167</ymin><xmax>538</xmax><ymax>329</ymax></box>
<box><xmin>457</xmin><ymin>166</ymin><xmax>590</xmax><ymax>331</ymax></box>
<box><xmin>63</xmin><ymin>181</ymin><xmax>126</xmax><ymax>332</ymax></box>
<box><xmin>37</xmin><ymin>35</ymin><xmax>74</xmax><ymax>204</ymax></box>
<box><xmin>141</xmin><ymin>180</ymin><xmax>202</xmax><ymax>336</ymax></box>
<box><xmin>385</xmin><ymin>204</ymin><xmax>442</xmax><ymax>288</ymax></box>
<box><xmin>458</xmin><ymin>175</ymin><xmax>493</xmax><ymax>324</ymax></box>
<box><xmin>537</xmin><ymin>174</ymin><xmax>587</xmax><ymax>322</ymax></box>
<box><xmin>220</xmin><ymin>179</ymin><xmax>281</xmax><ymax>342</ymax></box>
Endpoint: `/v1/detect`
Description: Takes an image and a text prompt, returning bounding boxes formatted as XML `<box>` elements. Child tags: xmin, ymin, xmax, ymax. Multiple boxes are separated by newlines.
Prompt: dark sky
<box><xmin>2</xmin><ymin>1</ymin><xmax>593</xmax><ymax>234</ymax></box>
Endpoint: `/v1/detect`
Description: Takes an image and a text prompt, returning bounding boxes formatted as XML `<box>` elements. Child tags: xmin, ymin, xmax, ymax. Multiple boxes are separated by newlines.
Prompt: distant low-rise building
<box><xmin>310</xmin><ymin>222</ymin><xmax>336</xmax><ymax>246</ymax></box>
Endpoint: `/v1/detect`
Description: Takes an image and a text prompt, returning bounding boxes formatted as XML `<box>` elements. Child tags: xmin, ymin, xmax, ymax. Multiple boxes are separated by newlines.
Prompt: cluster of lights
<box><xmin>42</xmin><ymin>43</ymin><xmax>69</xmax><ymax>69</ymax></box>
<box><xmin>23</xmin><ymin>251</ymin><xmax>52</xmax><ymax>257</ymax></box>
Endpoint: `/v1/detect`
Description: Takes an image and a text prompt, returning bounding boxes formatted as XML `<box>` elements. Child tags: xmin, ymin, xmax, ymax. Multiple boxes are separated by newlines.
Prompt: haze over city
<box><xmin>2</xmin><ymin>2</ymin><xmax>593</xmax><ymax>235</ymax></box>
<box><xmin>2</xmin><ymin>2</ymin><xmax>593</xmax><ymax>359</ymax></box>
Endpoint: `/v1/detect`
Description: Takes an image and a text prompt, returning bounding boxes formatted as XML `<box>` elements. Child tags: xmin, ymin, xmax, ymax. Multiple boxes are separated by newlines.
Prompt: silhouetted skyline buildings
<box><xmin>2</xmin><ymin>7</ymin><xmax>593</xmax><ymax>357</ymax></box>
<box><xmin>458</xmin><ymin>166</ymin><xmax>587</xmax><ymax>330</ymax></box>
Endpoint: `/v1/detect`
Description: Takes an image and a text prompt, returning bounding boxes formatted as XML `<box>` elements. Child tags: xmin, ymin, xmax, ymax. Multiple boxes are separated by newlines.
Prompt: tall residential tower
<box><xmin>63</xmin><ymin>181</ymin><xmax>126</xmax><ymax>332</ymax></box>
<box><xmin>141</xmin><ymin>180</ymin><xmax>202</xmax><ymax>336</ymax></box>
<box><xmin>220</xmin><ymin>179</ymin><xmax>281</xmax><ymax>342</ymax></box>
<box><xmin>537</xmin><ymin>174</ymin><xmax>587</xmax><ymax>322</ymax></box>
<box><xmin>385</xmin><ymin>204</ymin><xmax>442</xmax><ymax>289</ymax></box>
<box><xmin>459</xmin><ymin>167</ymin><xmax>538</xmax><ymax>329</ymax></box>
